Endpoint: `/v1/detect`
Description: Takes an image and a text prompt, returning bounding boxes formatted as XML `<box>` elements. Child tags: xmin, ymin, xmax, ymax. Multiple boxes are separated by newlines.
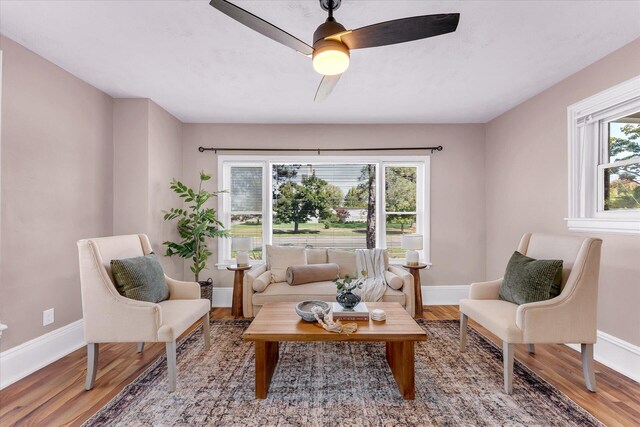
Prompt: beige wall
<box><xmin>148</xmin><ymin>101</ymin><xmax>183</xmax><ymax>279</ymax></box>
<box><xmin>182</xmin><ymin>124</ymin><xmax>487</xmax><ymax>287</ymax></box>
<box><xmin>113</xmin><ymin>99</ymin><xmax>184</xmax><ymax>279</ymax></box>
<box><xmin>113</xmin><ymin>99</ymin><xmax>149</xmax><ymax>234</ymax></box>
<box><xmin>485</xmin><ymin>38</ymin><xmax>640</xmax><ymax>346</ymax></box>
<box><xmin>0</xmin><ymin>36</ymin><xmax>113</xmax><ymax>350</ymax></box>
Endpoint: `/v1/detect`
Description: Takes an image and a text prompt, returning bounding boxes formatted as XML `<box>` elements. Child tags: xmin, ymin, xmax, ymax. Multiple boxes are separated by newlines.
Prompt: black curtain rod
<box><xmin>198</xmin><ymin>146</ymin><xmax>443</xmax><ymax>154</ymax></box>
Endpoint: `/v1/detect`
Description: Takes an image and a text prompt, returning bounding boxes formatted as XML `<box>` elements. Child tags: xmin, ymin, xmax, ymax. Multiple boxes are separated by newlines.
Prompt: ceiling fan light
<box><xmin>312</xmin><ymin>40</ymin><xmax>350</xmax><ymax>75</ymax></box>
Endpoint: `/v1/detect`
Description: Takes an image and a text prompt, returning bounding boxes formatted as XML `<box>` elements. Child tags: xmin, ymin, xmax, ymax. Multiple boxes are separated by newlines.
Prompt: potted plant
<box><xmin>333</xmin><ymin>272</ymin><xmax>365</xmax><ymax>310</ymax></box>
<box><xmin>163</xmin><ymin>172</ymin><xmax>229</xmax><ymax>303</ymax></box>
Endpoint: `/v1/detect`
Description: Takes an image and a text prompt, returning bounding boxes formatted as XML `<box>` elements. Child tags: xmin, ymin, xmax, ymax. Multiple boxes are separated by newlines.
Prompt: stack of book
<box><xmin>332</xmin><ymin>302</ymin><xmax>370</xmax><ymax>321</ymax></box>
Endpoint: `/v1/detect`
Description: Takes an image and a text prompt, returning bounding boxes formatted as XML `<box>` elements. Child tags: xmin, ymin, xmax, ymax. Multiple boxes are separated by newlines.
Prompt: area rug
<box><xmin>84</xmin><ymin>319</ymin><xmax>602</xmax><ymax>426</ymax></box>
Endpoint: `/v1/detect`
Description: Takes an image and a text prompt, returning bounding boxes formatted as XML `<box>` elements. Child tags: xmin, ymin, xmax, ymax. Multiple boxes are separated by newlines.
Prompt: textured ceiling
<box><xmin>1</xmin><ymin>0</ymin><xmax>639</xmax><ymax>123</ymax></box>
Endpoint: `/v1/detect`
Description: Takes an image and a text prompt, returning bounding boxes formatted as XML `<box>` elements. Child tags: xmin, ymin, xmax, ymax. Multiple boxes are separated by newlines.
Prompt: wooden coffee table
<box><xmin>243</xmin><ymin>302</ymin><xmax>427</xmax><ymax>400</ymax></box>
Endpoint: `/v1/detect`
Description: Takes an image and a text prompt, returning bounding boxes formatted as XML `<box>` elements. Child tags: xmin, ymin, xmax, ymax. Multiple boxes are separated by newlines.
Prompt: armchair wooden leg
<box><xmin>581</xmin><ymin>343</ymin><xmax>597</xmax><ymax>392</ymax></box>
<box><xmin>503</xmin><ymin>342</ymin><xmax>514</xmax><ymax>394</ymax></box>
<box><xmin>527</xmin><ymin>344</ymin><xmax>535</xmax><ymax>354</ymax></box>
<box><xmin>202</xmin><ymin>313</ymin><xmax>211</xmax><ymax>350</ymax></box>
<box><xmin>166</xmin><ymin>341</ymin><xmax>177</xmax><ymax>392</ymax></box>
<box><xmin>136</xmin><ymin>342</ymin><xmax>145</xmax><ymax>353</ymax></box>
<box><xmin>460</xmin><ymin>314</ymin><xmax>468</xmax><ymax>352</ymax></box>
<box><xmin>85</xmin><ymin>343</ymin><xmax>99</xmax><ymax>391</ymax></box>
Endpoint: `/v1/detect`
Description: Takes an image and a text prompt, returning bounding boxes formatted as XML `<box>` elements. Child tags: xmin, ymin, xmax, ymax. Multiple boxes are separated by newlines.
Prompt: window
<box><xmin>384</xmin><ymin>166</ymin><xmax>419</xmax><ymax>259</ymax></box>
<box><xmin>599</xmin><ymin>117</ymin><xmax>640</xmax><ymax>211</ymax></box>
<box><xmin>227</xmin><ymin>164</ymin><xmax>265</xmax><ymax>260</ymax></box>
<box><xmin>218</xmin><ymin>156</ymin><xmax>430</xmax><ymax>265</ymax></box>
<box><xmin>567</xmin><ymin>75</ymin><xmax>640</xmax><ymax>234</ymax></box>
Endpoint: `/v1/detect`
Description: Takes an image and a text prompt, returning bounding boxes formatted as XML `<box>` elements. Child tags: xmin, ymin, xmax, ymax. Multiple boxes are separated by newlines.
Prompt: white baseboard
<box><xmin>422</xmin><ymin>285</ymin><xmax>469</xmax><ymax>306</ymax></box>
<box><xmin>0</xmin><ymin>319</ymin><xmax>85</xmax><ymax>389</ymax></box>
<box><xmin>212</xmin><ymin>287</ymin><xmax>233</xmax><ymax>307</ymax></box>
<box><xmin>566</xmin><ymin>331</ymin><xmax>640</xmax><ymax>383</ymax></box>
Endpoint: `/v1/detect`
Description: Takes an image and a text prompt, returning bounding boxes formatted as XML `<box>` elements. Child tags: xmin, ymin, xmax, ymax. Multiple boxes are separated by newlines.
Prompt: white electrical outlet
<box><xmin>43</xmin><ymin>308</ymin><xmax>54</xmax><ymax>326</ymax></box>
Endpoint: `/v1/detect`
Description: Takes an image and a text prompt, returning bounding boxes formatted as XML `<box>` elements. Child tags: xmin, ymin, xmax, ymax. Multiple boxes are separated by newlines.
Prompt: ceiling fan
<box><xmin>209</xmin><ymin>0</ymin><xmax>460</xmax><ymax>102</ymax></box>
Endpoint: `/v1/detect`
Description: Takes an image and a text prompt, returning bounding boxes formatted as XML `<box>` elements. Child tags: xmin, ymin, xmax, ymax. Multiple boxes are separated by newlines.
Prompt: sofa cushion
<box><xmin>266</xmin><ymin>245</ymin><xmax>306</xmax><ymax>283</ymax></box>
<box><xmin>499</xmin><ymin>251</ymin><xmax>563</xmax><ymax>305</ymax></box>
<box><xmin>327</xmin><ymin>249</ymin><xmax>391</xmax><ymax>278</ymax></box>
<box><xmin>110</xmin><ymin>253</ymin><xmax>169</xmax><ymax>303</ymax></box>
<box><xmin>459</xmin><ymin>299</ymin><xmax>523</xmax><ymax>343</ymax></box>
<box><xmin>384</xmin><ymin>271</ymin><xmax>404</xmax><ymax>290</ymax></box>
<box><xmin>286</xmin><ymin>263</ymin><xmax>339</xmax><ymax>286</ymax></box>
<box><xmin>252</xmin><ymin>270</ymin><xmax>272</xmax><ymax>293</ymax></box>
<box><xmin>252</xmin><ymin>280</ymin><xmax>405</xmax><ymax>306</ymax></box>
<box><xmin>306</xmin><ymin>248</ymin><xmax>328</xmax><ymax>265</ymax></box>
<box><xmin>327</xmin><ymin>250</ymin><xmax>357</xmax><ymax>278</ymax></box>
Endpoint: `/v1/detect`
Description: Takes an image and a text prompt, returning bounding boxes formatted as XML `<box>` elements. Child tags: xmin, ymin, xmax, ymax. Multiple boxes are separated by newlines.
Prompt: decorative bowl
<box><xmin>295</xmin><ymin>300</ymin><xmax>329</xmax><ymax>322</ymax></box>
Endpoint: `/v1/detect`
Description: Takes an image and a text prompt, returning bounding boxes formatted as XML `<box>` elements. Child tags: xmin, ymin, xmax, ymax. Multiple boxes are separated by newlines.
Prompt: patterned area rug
<box><xmin>84</xmin><ymin>319</ymin><xmax>602</xmax><ymax>426</ymax></box>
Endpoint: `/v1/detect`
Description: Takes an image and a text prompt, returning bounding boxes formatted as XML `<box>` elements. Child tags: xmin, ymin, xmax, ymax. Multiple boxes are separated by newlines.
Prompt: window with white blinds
<box><xmin>218</xmin><ymin>155</ymin><xmax>430</xmax><ymax>265</ymax></box>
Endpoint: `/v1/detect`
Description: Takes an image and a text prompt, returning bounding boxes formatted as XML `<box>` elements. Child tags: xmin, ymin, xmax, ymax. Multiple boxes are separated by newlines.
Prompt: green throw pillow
<box><xmin>499</xmin><ymin>251</ymin><xmax>563</xmax><ymax>305</ymax></box>
<box><xmin>111</xmin><ymin>252</ymin><xmax>169</xmax><ymax>303</ymax></box>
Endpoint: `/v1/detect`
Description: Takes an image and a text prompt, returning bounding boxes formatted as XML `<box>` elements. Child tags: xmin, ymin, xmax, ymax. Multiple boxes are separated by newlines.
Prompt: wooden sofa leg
<box><xmin>503</xmin><ymin>342</ymin><xmax>514</xmax><ymax>394</ymax></box>
<box><xmin>136</xmin><ymin>342</ymin><xmax>145</xmax><ymax>353</ymax></box>
<box><xmin>85</xmin><ymin>343</ymin><xmax>99</xmax><ymax>390</ymax></box>
<box><xmin>203</xmin><ymin>313</ymin><xmax>211</xmax><ymax>350</ymax></box>
<box><xmin>460</xmin><ymin>314</ymin><xmax>468</xmax><ymax>352</ymax></box>
<box><xmin>527</xmin><ymin>344</ymin><xmax>535</xmax><ymax>354</ymax></box>
<box><xmin>581</xmin><ymin>343</ymin><xmax>597</xmax><ymax>392</ymax></box>
<box><xmin>166</xmin><ymin>341</ymin><xmax>177</xmax><ymax>392</ymax></box>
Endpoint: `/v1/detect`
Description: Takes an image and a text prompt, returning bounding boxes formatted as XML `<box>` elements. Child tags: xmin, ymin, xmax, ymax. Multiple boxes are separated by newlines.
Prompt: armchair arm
<box><xmin>87</xmin><ymin>297</ymin><xmax>162</xmax><ymax>343</ymax></box>
<box><xmin>388</xmin><ymin>266</ymin><xmax>415</xmax><ymax>316</ymax></box>
<box><xmin>165</xmin><ymin>275</ymin><xmax>200</xmax><ymax>300</ymax></box>
<box><xmin>244</xmin><ymin>264</ymin><xmax>268</xmax><ymax>317</ymax></box>
<box><xmin>516</xmin><ymin>237</ymin><xmax>602</xmax><ymax>344</ymax></box>
<box><xmin>516</xmin><ymin>292</ymin><xmax>597</xmax><ymax>344</ymax></box>
<box><xmin>468</xmin><ymin>278</ymin><xmax>502</xmax><ymax>300</ymax></box>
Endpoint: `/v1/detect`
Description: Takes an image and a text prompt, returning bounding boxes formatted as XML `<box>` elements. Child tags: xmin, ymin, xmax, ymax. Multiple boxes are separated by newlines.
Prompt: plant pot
<box><xmin>198</xmin><ymin>278</ymin><xmax>213</xmax><ymax>309</ymax></box>
<box><xmin>336</xmin><ymin>290</ymin><xmax>361</xmax><ymax>310</ymax></box>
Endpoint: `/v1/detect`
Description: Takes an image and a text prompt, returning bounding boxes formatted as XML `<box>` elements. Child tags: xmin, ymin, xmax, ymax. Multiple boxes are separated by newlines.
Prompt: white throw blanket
<box><xmin>354</xmin><ymin>249</ymin><xmax>387</xmax><ymax>302</ymax></box>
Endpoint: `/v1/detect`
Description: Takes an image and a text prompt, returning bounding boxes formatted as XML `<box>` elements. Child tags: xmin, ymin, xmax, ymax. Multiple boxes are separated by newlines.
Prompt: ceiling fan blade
<box><xmin>337</xmin><ymin>13</ymin><xmax>460</xmax><ymax>50</ymax></box>
<box><xmin>209</xmin><ymin>0</ymin><xmax>313</xmax><ymax>56</ymax></box>
<box><xmin>314</xmin><ymin>74</ymin><xmax>342</xmax><ymax>102</ymax></box>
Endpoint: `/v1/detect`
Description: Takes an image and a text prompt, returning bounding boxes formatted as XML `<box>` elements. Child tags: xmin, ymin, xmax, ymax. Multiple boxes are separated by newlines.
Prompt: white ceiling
<box><xmin>1</xmin><ymin>0</ymin><xmax>639</xmax><ymax>123</ymax></box>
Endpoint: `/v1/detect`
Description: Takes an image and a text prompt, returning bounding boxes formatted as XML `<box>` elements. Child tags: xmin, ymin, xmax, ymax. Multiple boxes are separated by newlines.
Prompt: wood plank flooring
<box><xmin>0</xmin><ymin>306</ymin><xmax>638</xmax><ymax>426</ymax></box>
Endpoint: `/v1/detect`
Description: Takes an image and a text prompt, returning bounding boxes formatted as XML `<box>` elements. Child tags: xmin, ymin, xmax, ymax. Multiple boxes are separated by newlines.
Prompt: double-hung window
<box><xmin>218</xmin><ymin>155</ymin><xmax>430</xmax><ymax>265</ymax></box>
<box><xmin>567</xmin><ymin>76</ymin><xmax>640</xmax><ymax>234</ymax></box>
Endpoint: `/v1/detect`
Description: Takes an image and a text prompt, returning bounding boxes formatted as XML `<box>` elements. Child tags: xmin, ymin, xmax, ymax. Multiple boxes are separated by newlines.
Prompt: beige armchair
<box><xmin>77</xmin><ymin>234</ymin><xmax>211</xmax><ymax>392</ymax></box>
<box><xmin>459</xmin><ymin>233</ymin><xmax>602</xmax><ymax>394</ymax></box>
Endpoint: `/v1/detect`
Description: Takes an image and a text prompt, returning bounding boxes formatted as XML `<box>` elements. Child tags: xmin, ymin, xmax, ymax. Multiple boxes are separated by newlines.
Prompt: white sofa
<box><xmin>243</xmin><ymin>247</ymin><xmax>415</xmax><ymax>317</ymax></box>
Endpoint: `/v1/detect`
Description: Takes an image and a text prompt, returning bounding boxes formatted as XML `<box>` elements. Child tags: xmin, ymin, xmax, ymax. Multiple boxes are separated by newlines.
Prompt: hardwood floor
<box><xmin>1</xmin><ymin>306</ymin><xmax>638</xmax><ymax>426</ymax></box>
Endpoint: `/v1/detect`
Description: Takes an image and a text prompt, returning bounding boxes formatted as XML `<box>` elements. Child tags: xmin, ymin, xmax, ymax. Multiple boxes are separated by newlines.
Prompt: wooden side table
<box><xmin>402</xmin><ymin>263</ymin><xmax>428</xmax><ymax>319</ymax></box>
<box><xmin>227</xmin><ymin>265</ymin><xmax>251</xmax><ymax>318</ymax></box>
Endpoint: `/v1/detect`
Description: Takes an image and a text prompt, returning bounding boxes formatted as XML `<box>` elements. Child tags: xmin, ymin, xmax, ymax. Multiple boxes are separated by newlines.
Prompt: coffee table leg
<box><xmin>386</xmin><ymin>341</ymin><xmax>415</xmax><ymax>400</ymax></box>
<box><xmin>254</xmin><ymin>341</ymin><xmax>279</xmax><ymax>399</ymax></box>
